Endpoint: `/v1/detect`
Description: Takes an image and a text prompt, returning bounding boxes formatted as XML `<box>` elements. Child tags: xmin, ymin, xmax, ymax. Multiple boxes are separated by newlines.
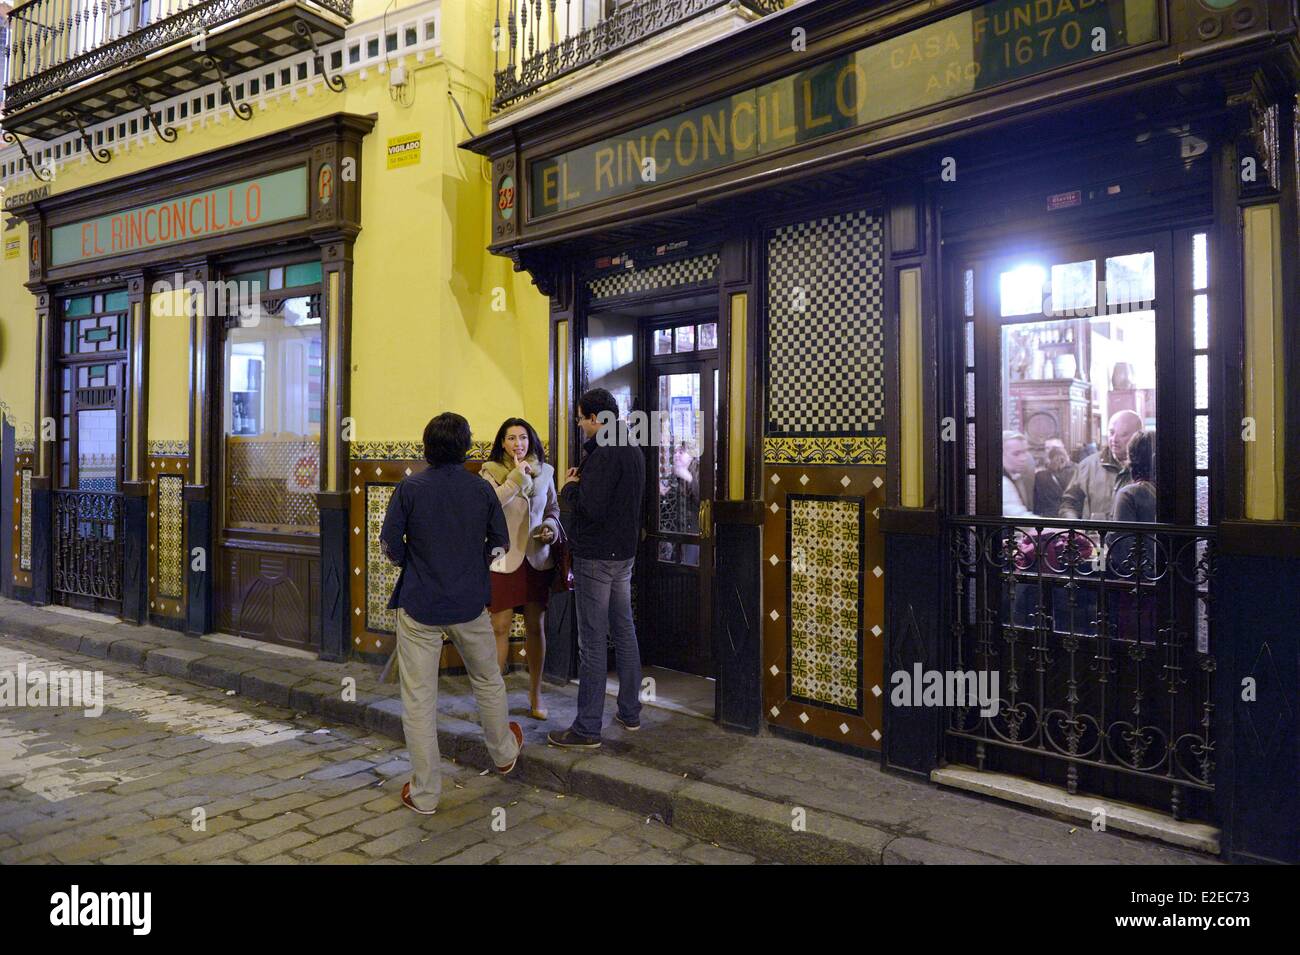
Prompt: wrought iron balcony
<box><xmin>3</xmin><ymin>0</ymin><xmax>352</xmax><ymax>140</ymax></box>
<box><xmin>492</xmin><ymin>0</ymin><xmax>785</xmax><ymax>111</ymax></box>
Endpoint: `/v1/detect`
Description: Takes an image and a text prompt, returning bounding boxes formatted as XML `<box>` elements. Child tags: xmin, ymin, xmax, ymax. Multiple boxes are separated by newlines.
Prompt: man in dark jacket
<box><xmin>380</xmin><ymin>412</ymin><xmax>522</xmax><ymax>814</ymax></box>
<box><xmin>549</xmin><ymin>388</ymin><xmax>646</xmax><ymax>748</ymax></box>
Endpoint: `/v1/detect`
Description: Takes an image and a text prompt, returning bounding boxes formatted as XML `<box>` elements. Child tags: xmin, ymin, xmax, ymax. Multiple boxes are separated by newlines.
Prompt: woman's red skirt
<box><xmin>488</xmin><ymin>561</ymin><xmax>554</xmax><ymax>613</ymax></box>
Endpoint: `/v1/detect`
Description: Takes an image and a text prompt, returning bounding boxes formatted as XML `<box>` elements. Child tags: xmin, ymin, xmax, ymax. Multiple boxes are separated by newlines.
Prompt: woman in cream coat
<box><xmin>480</xmin><ymin>417</ymin><xmax>561</xmax><ymax>720</ymax></box>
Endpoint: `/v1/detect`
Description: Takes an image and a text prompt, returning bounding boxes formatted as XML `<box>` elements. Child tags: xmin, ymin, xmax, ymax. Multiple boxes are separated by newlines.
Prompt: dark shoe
<box><xmin>497</xmin><ymin>722</ymin><xmax>524</xmax><ymax>775</ymax></box>
<box><xmin>401</xmin><ymin>782</ymin><xmax>437</xmax><ymax>815</ymax></box>
<box><xmin>614</xmin><ymin>714</ymin><xmax>641</xmax><ymax>732</ymax></box>
<box><xmin>547</xmin><ymin>728</ymin><xmax>601</xmax><ymax>750</ymax></box>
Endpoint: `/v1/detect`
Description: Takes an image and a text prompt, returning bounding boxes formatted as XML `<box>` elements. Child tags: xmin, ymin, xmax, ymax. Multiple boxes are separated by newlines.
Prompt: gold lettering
<box><xmin>542</xmin><ymin>165</ymin><xmax>559</xmax><ymax>208</ymax></box>
<box><xmin>651</xmin><ymin>128</ymin><xmax>672</xmax><ymax>173</ymax></box>
<box><xmin>772</xmin><ymin>90</ymin><xmax>796</xmax><ymax>140</ymax></box>
<box><xmin>835</xmin><ymin>62</ymin><xmax>865</xmax><ymax>119</ymax></box>
<box><xmin>731</xmin><ymin>101</ymin><xmax>756</xmax><ymax>152</ymax></box>
<box><xmin>675</xmin><ymin>118</ymin><xmax>699</xmax><ymax>168</ymax></box>
<box><xmin>802</xmin><ymin>79</ymin><xmax>831</xmax><ymax>131</ymax></box>
<box><xmin>595</xmin><ymin>148</ymin><xmax>615</xmax><ymax>193</ymax></box>
<box><xmin>702</xmin><ymin>110</ymin><xmax>727</xmax><ymax>161</ymax></box>
<box><xmin>563</xmin><ymin>162</ymin><xmax>581</xmax><ymax>201</ymax></box>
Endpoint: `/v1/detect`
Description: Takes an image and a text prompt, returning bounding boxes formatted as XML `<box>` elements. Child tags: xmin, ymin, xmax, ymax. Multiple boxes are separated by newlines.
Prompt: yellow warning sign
<box><xmin>3</xmin><ymin>237</ymin><xmax>19</xmax><ymax>260</ymax></box>
<box><xmin>387</xmin><ymin>133</ymin><xmax>422</xmax><ymax>169</ymax></box>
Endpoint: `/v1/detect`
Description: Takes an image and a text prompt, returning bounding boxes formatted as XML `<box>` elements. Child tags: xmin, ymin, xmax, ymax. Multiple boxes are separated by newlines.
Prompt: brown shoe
<box><xmin>401</xmin><ymin>782</ymin><xmax>437</xmax><ymax>815</ymax></box>
<box><xmin>497</xmin><ymin>722</ymin><xmax>524</xmax><ymax>775</ymax></box>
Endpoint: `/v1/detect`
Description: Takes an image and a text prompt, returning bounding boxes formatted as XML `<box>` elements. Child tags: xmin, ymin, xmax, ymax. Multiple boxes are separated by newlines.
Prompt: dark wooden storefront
<box><xmin>467</xmin><ymin>0</ymin><xmax>1300</xmax><ymax>863</ymax></box>
<box><xmin>12</xmin><ymin>113</ymin><xmax>373</xmax><ymax>661</ymax></box>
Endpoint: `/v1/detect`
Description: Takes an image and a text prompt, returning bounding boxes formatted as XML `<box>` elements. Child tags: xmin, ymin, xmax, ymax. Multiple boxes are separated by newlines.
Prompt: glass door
<box><xmin>53</xmin><ymin>289</ymin><xmax>129</xmax><ymax>612</ymax></box>
<box><xmin>215</xmin><ymin>259</ymin><xmax>324</xmax><ymax>649</ymax></box>
<box><xmin>640</xmin><ymin>315</ymin><xmax>719</xmax><ymax>677</ymax></box>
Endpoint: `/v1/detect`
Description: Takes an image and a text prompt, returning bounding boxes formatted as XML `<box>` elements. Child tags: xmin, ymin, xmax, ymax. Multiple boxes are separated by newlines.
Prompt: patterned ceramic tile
<box><xmin>147</xmin><ymin>439</ymin><xmax>189</xmax><ymax>457</ymax></box>
<box><xmin>19</xmin><ymin>468</ymin><xmax>31</xmax><ymax>571</ymax></box>
<box><xmin>587</xmin><ymin>253</ymin><xmax>719</xmax><ymax>301</ymax></box>
<box><xmin>767</xmin><ymin>209</ymin><xmax>885</xmax><ymax>435</ymax></box>
<box><xmin>156</xmin><ymin>474</ymin><xmax>184</xmax><ymax>598</ymax></box>
<box><xmin>787</xmin><ymin>495</ymin><xmax>863</xmax><ymax>712</ymax></box>
<box><xmin>351</xmin><ymin>440</ymin><xmax>497</xmax><ymax>462</ymax></box>
<box><xmin>366</xmin><ymin>484</ymin><xmax>399</xmax><ymax>633</ymax></box>
<box><xmin>763</xmin><ymin>436</ymin><xmax>886</xmax><ymax>466</ymax></box>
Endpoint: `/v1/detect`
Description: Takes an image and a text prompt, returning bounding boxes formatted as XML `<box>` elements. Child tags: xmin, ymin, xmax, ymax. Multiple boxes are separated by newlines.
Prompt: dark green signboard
<box><xmin>530</xmin><ymin>0</ymin><xmax>1159</xmax><ymax>217</ymax></box>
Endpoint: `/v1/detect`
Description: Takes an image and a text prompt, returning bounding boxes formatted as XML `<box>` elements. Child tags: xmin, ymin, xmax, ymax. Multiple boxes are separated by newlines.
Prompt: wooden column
<box><xmin>184</xmin><ymin>258</ymin><xmax>215</xmax><ymax>636</ymax></box>
<box><xmin>317</xmin><ymin>236</ymin><xmax>354</xmax><ymax>662</ymax></box>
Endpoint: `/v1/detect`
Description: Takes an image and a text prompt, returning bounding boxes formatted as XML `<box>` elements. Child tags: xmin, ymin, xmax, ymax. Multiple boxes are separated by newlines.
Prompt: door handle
<box><xmin>699</xmin><ymin>498</ymin><xmax>712</xmax><ymax>540</ymax></box>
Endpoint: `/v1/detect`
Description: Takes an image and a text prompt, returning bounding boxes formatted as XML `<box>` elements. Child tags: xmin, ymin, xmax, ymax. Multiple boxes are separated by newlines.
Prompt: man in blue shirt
<box><xmin>380</xmin><ymin>412</ymin><xmax>522</xmax><ymax>814</ymax></box>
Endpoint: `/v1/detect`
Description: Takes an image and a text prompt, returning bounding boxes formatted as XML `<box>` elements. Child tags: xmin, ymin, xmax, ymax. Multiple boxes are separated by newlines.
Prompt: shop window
<box><xmin>999</xmin><ymin>251</ymin><xmax>1158</xmax><ymax>521</ymax></box>
<box><xmin>674</xmin><ymin>324</ymin><xmax>695</xmax><ymax>352</ymax></box>
<box><xmin>222</xmin><ymin>265</ymin><xmax>324</xmax><ymax>536</ymax></box>
<box><xmin>1191</xmin><ymin>233</ymin><xmax>1211</xmax><ymax>525</ymax></box>
<box><xmin>583</xmin><ymin>312</ymin><xmax>637</xmax><ymax>418</ymax></box>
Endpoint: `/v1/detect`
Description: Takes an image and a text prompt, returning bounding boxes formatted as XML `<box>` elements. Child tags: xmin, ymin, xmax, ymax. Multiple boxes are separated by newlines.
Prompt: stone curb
<box><xmin>2</xmin><ymin>604</ymin><xmax>896</xmax><ymax>865</ymax></box>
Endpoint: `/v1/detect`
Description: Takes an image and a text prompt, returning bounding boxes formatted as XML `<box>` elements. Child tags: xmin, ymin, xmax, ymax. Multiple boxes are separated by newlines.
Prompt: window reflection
<box><xmin>1000</xmin><ymin>254</ymin><xmax>1158</xmax><ymax>523</ymax></box>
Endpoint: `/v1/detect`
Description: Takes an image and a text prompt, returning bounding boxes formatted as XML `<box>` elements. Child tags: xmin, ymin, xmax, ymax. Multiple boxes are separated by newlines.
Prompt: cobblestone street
<box><xmin>0</xmin><ymin>638</ymin><xmax>759</xmax><ymax>865</ymax></box>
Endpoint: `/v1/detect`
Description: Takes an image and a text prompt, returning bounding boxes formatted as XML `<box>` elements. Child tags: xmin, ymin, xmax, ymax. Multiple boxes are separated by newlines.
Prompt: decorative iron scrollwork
<box><xmin>295</xmin><ymin>19</ymin><xmax>347</xmax><ymax>93</ymax></box>
<box><xmin>127</xmin><ymin>83</ymin><xmax>179</xmax><ymax>143</ymax></box>
<box><xmin>61</xmin><ymin>109</ymin><xmax>112</xmax><ymax>164</ymax></box>
<box><xmin>945</xmin><ymin>517</ymin><xmax>1217</xmax><ymax>821</ymax></box>
<box><xmin>200</xmin><ymin>55</ymin><xmax>255</xmax><ymax>122</ymax></box>
<box><xmin>1</xmin><ymin>131</ymin><xmax>53</xmax><ymax>181</ymax></box>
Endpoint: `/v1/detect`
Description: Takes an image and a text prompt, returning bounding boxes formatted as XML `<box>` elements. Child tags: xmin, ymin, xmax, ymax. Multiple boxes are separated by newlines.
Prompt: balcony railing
<box><xmin>492</xmin><ymin>0</ymin><xmax>784</xmax><ymax>110</ymax></box>
<box><xmin>4</xmin><ymin>0</ymin><xmax>353</xmax><ymax>117</ymax></box>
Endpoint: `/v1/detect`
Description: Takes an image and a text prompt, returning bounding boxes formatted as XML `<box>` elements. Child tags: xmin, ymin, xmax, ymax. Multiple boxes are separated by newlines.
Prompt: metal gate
<box><xmin>946</xmin><ymin>516</ymin><xmax>1216</xmax><ymax>821</ymax></box>
<box><xmin>53</xmin><ymin>489</ymin><xmax>123</xmax><ymax>605</ymax></box>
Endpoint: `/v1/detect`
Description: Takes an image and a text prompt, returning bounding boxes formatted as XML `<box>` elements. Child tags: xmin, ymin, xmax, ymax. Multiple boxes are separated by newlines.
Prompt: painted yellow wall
<box><xmin>0</xmin><ymin>220</ymin><xmax>35</xmax><ymax>440</ymax></box>
<box><xmin>0</xmin><ymin>0</ymin><xmax>551</xmax><ymax>453</ymax></box>
<box><xmin>147</xmin><ymin>290</ymin><xmax>191</xmax><ymax>443</ymax></box>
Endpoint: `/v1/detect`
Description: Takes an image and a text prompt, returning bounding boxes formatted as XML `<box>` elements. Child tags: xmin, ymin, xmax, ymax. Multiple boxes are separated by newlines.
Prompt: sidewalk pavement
<box><xmin>0</xmin><ymin>598</ymin><xmax>1217</xmax><ymax>865</ymax></box>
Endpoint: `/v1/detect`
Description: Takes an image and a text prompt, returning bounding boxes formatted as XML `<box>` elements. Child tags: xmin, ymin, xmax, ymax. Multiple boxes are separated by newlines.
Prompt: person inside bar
<box><xmin>1001</xmin><ymin>430</ymin><xmax>1037</xmax><ymax>517</ymax></box>
<box><xmin>1059</xmin><ymin>409</ymin><xmax>1142</xmax><ymax>521</ymax></box>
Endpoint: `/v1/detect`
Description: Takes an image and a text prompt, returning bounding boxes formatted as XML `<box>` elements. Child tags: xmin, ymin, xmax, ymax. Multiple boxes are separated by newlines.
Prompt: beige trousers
<box><xmin>396</xmin><ymin>607</ymin><xmax>520</xmax><ymax>812</ymax></box>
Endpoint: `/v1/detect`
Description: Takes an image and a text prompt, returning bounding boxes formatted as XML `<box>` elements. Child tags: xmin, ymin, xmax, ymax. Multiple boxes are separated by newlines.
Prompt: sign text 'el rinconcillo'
<box><xmin>530</xmin><ymin>0</ymin><xmax>1158</xmax><ymax>218</ymax></box>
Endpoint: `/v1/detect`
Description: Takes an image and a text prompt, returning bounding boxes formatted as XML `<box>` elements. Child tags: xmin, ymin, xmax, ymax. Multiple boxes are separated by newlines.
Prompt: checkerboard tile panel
<box><xmin>587</xmin><ymin>253</ymin><xmax>719</xmax><ymax>301</ymax></box>
<box><xmin>767</xmin><ymin>209</ymin><xmax>884</xmax><ymax>435</ymax></box>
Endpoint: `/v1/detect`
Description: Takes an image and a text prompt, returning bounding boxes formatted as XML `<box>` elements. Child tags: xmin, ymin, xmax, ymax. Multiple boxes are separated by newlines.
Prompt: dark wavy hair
<box><xmin>1127</xmin><ymin>429</ymin><xmax>1155</xmax><ymax>484</ymax></box>
<box><xmin>423</xmin><ymin>412</ymin><xmax>472</xmax><ymax>466</ymax></box>
<box><xmin>577</xmin><ymin>387</ymin><xmax>619</xmax><ymax>422</ymax></box>
<box><xmin>489</xmin><ymin>417</ymin><xmax>546</xmax><ymax>468</ymax></box>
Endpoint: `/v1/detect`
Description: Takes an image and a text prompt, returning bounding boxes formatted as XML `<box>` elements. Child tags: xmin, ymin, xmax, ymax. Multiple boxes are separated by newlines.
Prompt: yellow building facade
<box><xmin>0</xmin><ymin>0</ymin><xmax>549</xmax><ymax>659</ymax></box>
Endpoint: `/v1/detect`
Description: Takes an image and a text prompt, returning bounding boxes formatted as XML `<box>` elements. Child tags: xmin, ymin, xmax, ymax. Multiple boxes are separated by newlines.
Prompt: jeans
<box><xmin>571</xmin><ymin>556</ymin><xmax>642</xmax><ymax>738</ymax></box>
<box><xmin>396</xmin><ymin>608</ymin><xmax>520</xmax><ymax>812</ymax></box>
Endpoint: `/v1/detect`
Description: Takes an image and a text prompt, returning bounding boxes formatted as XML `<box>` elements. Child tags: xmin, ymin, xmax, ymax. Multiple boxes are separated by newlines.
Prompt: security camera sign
<box><xmin>387</xmin><ymin>134</ymin><xmax>422</xmax><ymax>169</ymax></box>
